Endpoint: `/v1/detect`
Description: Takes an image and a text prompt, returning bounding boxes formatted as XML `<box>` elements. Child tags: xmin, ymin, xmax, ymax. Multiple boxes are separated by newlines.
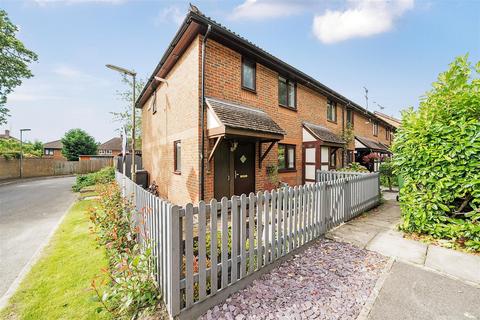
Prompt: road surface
<box><xmin>0</xmin><ymin>176</ymin><xmax>76</xmax><ymax>301</ymax></box>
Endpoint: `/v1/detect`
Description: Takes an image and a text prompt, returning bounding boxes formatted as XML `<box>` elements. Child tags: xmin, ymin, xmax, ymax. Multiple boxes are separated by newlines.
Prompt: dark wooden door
<box><xmin>233</xmin><ymin>142</ymin><xmax>255</xmax><ymax>196</ymax></box>
<box><xmin>214</xmin><ymin>140</ymin><xmax>231</xmax><ymax>200</ymax></box>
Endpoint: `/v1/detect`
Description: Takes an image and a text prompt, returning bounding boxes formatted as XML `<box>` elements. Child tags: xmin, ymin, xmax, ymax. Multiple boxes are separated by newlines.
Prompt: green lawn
<box><xmin>0</xmin><ymin>200</ymin><xmax>110</xmax><ymax>320</ymax></box>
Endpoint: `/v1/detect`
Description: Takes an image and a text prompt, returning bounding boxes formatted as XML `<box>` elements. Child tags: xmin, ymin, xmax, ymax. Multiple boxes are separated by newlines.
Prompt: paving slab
<box><xmin>425</xmin><ymin>245</ymin><xmax>480</xmax><ymax>285</ymax></box>
<box><xmin>366</xmin><ymin>230</ymin><xmax>428</xmax><ymax>265</ymax></box>
<box><xmin>327</xmin><ymin>223</ymin><xmax>382</xmax><ymax>248</ymax></box>
<box><xmin>368</xmin><ymin>262</ymin><xmax>480</xmax><ymax>320</ymax></box>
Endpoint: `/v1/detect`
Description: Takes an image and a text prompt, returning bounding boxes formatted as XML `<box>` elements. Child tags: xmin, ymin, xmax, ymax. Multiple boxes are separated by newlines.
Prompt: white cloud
<box><xmin>230</xmin><ymin>0</ymin><xmax>306</xmax><ymax>20</ymax></box>
<box><xmin>32</xmin><ymin>0</ymin><xmax>125</xmax><ymax>6</ymax></box>
<box><xmin>155</xmin><ymin>6</ymin><xmax>185</xmax><ymax>27</ymax></box>
<box><xmin>53</xmin><ymin>64</ymin><xmax>110</xmax><ymax>86</ymax></box>
<box><xmin>312</xmin><ymin>0</ymin><xmax>414</xmax><ymax>44</ymax></box>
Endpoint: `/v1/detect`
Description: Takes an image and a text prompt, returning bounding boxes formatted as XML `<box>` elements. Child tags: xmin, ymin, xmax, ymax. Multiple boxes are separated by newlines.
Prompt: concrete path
<box><xmin>368</xmin><ymin>262</ymin><xmax>480</xmax><ymax>320</ymax></box>
<box><xmin>0</xmin><ymin>176</ymin><xmax>76</xmax><ymax>303</ymax></box>
<box><xmin>327</xmin><ymin>199</ymin><xmax>480</xmax><ymax>285</ymax></box>
<box><xmin>327</xmin><ymin>196</ymin><xmax>480</xmax><ymax>319</ymax></box>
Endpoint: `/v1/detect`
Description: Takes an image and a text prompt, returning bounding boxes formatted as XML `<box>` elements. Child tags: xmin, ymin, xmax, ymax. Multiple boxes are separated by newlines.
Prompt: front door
<box><xmin>233</xmin><ymin>142</ymin><xmax>255</xmax><ymax>196</ymax></box>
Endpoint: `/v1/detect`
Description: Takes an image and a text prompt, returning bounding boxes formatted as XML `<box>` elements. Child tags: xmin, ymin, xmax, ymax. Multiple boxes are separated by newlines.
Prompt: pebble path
<box><xmin>200</xmin><ymin>238</ymin><xmax>387</xmax><ymax>320</ymax></box>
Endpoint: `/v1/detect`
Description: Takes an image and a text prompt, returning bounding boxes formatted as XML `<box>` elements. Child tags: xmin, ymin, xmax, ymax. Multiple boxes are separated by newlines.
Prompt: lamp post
<box><xmin>106</xmin><ymin>64</ymin><xmax>137</xmax><ymax>182</ymax></box>
<box><xmin>19</xmin><ymin>128</ymin><xmax>31</xmax><ymax>178</ymax></box>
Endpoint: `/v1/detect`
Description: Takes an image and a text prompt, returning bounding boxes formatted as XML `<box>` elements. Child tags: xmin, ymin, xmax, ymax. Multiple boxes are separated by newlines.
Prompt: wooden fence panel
<box><xmin>115</xmin><ymin>169</ymin><xmax>380</xmax><ymax>319</ymax></box>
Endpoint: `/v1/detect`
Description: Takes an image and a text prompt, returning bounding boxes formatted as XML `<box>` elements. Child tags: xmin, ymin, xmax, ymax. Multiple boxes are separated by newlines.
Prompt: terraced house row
<box><xmin>137</xmin><ymin>6</ymin><xmax>397</xmax><ymax>205</ymax></box>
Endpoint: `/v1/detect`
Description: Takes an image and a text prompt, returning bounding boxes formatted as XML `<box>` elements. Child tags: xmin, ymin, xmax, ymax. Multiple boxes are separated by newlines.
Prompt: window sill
<box><xmin>327</xmin><ymin>119</ymin><xmax>338</xmax><ymax>124</ymax></box>
<box><xmin>279</xmin><ymin>104</ymin><xmax>297</xmax><ymax>112</ymax></box>
<box><xmin>278</xmin><ymin>168</ymin><xmax>296</xmax><ymax>173</ymax></box>
<box><xmin>241</xmin><ymin>86</ymin><xmax>257</xmax><ymax>94</ymax></box>
<box><xmin>173</xmin><ymin>171</ymin><xmax>181</xmax><ymax>175</ymax></box>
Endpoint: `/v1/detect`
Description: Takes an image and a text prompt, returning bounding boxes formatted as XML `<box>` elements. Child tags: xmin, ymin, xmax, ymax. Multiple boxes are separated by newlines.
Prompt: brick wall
<box><xmin>202</xmin><ymin>39</ymin><xmax>392</xmax><ymax>200</ymax></box>
<box><xmin>141</xmin><ymin>35</ymin><xmax>393</xmax><ymax>204</ymax></box>
<box><xmin>141</xmin><ymin>37</ymin><xmax>200</xmax><ymax>205</ymax></box>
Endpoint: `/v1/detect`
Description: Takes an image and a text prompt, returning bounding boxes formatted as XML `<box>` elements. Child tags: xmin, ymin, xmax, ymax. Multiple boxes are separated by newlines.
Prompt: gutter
<box><xmin>200</xmin><ymin>24</ymin><xmax>212</xmax><ymax>201</ymax></box>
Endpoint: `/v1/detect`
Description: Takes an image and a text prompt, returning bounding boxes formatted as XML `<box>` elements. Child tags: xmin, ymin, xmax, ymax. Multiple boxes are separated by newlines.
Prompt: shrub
<box><xmin>89</xmin><ymin>182</ymin><xmax>160</xmax><ymax>318</ymax></box>
<box><xmin>379</xmin><ymin>159</ymin><xmax>396</xmax><ymax>191</ymax></box>
<box><xmin>72</xmin><ymin>166</ymin><xmax>115</xmax><ymax>192</ymax></box>
<box><xmin>339</xmin><ymin>162</ymin><xmax>369</xmax><ymax>173</ymax></box>
<box><xmin>392</xmin><ymin>55</ymin><xmax>480</xmax><ymax>251</ymax></box>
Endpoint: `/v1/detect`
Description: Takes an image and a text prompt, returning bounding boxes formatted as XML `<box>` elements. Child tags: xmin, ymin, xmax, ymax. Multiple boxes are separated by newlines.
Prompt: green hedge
<box><xmin>72</xmin><ymin>166</ymin><xmax>115</xmax><ymax>192</ymax></box>
<box><xmin>392</xmin><ymin>56</ymin><xmax>480</xmax><ymax>251</ymax></box>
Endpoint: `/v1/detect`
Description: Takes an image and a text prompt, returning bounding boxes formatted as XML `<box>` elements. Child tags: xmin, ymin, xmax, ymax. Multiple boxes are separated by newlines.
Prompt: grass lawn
<box><xmin>0</xmin><ymin>199</ymin><xmax>110</xmax><ymax>320</ymax></box>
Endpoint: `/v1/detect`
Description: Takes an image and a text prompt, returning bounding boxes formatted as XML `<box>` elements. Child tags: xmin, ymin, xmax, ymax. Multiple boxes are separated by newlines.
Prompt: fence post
<box><xmin>377</xmin><ymin>172</ymin><xmax>381</xmax><ymax>202</ymax></box>
<box><xmin>345</xmin><ymin>179</ymin><xmax>351</xmax><ymax>221</ymax></box>
<box><xmin>167</xmin><ymin>205</ymin><xmax>181</xmax><ymax>317</ymax></box>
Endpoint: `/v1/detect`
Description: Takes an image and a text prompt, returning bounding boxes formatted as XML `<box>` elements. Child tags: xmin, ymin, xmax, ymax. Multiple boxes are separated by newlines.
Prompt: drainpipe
<box><xmin>200</xmin><ymin>24</ymin><xmax>212</xmax><ymax>201</ymax></box>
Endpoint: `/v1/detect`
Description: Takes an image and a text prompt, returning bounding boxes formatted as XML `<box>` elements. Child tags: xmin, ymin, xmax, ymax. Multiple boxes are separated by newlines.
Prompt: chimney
<box><xmin>4</xmin><ymin>130</ymin><xmax>9</xmax><ymax>138</ymax></box>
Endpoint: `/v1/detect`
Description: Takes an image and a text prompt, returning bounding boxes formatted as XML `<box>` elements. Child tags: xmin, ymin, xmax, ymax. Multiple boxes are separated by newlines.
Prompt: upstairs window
<box><xmin>44</xmin><ymin>148</ymin><xmax>54</xmax><ymax>156</ymax></box>
<box><xmin>278</xmin><ymin>144</ymin><xmax>296</xmax><ymax>171</ymax></box>
<box><xmin>174</xmin><ymin>140</ymin><xmax>181</xmax><ymax>173</ymax></box>
<box><xmin>373</xmin><ymin>122</ymin><xmax>379</xmax><ymax>136</ymax></box>
<box><xmin>386</xmin><ymin>128</ymin><xmax>390</xmax><ymax>140</ymax></box>
<box><xmin>241</xmin><ymin>58</ymin><xmax>256</xmax><ymax>92</ymax></box>
<box><xmin>278</xmin><ymin>76</ymin><xmax>296</xmax><ymax>109</ymax></box>
<box><xmin>327</xmin><ymin>99</ymin><xmax>337</xmax><ymax>122</ymax></box>
<box><xmin>346</xmin><ymin>109</ymin><xmax>354</xmax><ymax>127</ymax></box>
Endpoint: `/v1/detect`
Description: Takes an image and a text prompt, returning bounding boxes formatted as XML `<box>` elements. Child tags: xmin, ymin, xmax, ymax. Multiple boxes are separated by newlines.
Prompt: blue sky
<box><xmin>1</xmin><ymin>0</ymin><xmax>479</xmax><ymax>143</ymax></box>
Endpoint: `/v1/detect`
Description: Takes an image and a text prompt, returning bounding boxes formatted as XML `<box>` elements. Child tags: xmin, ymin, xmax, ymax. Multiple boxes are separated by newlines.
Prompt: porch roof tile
<box><xmin>206</xmin><ymin>97</ymin><xmax>286</xmax><ymax>136</ymax></box>
<box><xmin>303</xmin><ymin>122</ymin><xmax>345</xmax><ymax>145</ymax></box>
<box><xmin>355</xmin><ymin>136</ymin><xmax>390</xmax><ymax>152</ymax></box>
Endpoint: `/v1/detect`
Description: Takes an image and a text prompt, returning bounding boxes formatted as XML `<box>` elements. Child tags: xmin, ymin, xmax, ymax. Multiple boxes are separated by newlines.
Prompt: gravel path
<box><xmin>200</xmin><ymin>238</ymin><xmax>388</xmax><ymax>320</ymax></box>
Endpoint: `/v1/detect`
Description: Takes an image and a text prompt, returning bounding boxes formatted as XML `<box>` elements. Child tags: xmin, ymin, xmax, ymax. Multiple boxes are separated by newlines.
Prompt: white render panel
<box><xmin>321</xmin><ymin>147</ymin><xmax>329</xmax><ymax>162</ymax></box>
<box><xmin>305</xmin><ymin>148</ymin><xmax>315</xmax><ymax>163</ymax></box>
<box><xmin>207</xmin><ymin>108</ymin><xmax>220</xmax><ymax>129</ymax></box>
<box><xmin>305</xmin><ymin>164</ymin><xmax>316</xmax><ymax>180</ymax></box>
<box><xmin>302</xmin><ymin>128</ymin><xmax>316</xmax><ymax>142</ymax></box>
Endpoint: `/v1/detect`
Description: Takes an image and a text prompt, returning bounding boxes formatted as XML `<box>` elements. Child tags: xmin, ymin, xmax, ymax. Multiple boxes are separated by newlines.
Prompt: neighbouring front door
<box><xmin>233</xmin><ymin>142</ymin><xmax>255</xmax><ymax>196</ymax></box>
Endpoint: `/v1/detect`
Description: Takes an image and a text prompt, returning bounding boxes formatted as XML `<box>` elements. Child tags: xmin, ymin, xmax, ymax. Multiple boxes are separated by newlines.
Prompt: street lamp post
<box><xmin>19</xmin><ymin>128</ymin><xmax>31</xmax><ymax>178</ymax></box>
<box><xmin>106</xmin><ymin>64</ymin><xmax>137</xmax><ymax>182</ymax></box>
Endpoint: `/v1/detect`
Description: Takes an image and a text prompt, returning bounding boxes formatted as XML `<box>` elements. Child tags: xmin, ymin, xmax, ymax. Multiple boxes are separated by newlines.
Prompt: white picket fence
<box><xmin>115</xmin><ymin>170</ymin><xmax>380</xmax><ymax>319</ymax></box>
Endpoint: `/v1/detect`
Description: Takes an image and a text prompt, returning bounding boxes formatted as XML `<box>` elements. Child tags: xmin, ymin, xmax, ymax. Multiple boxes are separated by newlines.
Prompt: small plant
<box><xmin>339</xmin><ymin>162</ymin><xmax>369</xmax><ymax>173</ymax></box>
<box><xmin>265</xmin><ymin>165</ymin><xmax>279</xmax><ymax>190</ymax></box>
<box><xmin>89</xmin><ymin>182</ymin><xmax>160</xmax><ymax>319</ymax></box>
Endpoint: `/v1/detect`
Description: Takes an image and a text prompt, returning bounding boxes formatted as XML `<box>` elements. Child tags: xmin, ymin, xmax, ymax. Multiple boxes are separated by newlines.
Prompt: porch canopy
<box><xmin>206</xmin><ymin>97</ymin><xmax>285</xmax><ymax>141</ymax></box>
<box><xmin>302</xmin><ymin>122</ymin><xmax>345</xmax><ymax>146</ymax></box>
<box><xmin>355</xmin><ymin>136</ymin><xmax>391</xmax><ymax>153</ymax></box>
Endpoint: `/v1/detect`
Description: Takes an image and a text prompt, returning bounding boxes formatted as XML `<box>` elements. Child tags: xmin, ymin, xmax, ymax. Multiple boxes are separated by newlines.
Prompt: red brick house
<box><xmin>137</xmin><ymin>6</ymin><xmax>395</xmax><ymax>205</ymax></box>
<box><xmin>43</xmin><ymin>140</ymin><xmax>66</xmax><ymax>160</ymax></box>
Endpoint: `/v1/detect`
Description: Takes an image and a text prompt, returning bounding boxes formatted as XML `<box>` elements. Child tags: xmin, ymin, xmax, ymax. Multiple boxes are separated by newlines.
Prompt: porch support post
<box><xmin>259</xmin><ymin>141</ymin><xmax>276</xmax><ymax>169</ymax></box>
<box><xmin>207</xmin><ymin>136</ymin><xmax>223</xmax><ymax>171</ymax></box>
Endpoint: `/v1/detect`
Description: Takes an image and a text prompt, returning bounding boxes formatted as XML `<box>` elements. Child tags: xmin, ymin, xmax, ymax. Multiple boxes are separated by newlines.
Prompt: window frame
<box><xmin>277</xmin><ymin>143</ymin><xmax>296</xmax><ymax>172</ymax></box>
<box><xmin>346</xmin><ymin>109</ymin><xmax>354</xmax><ymax>127</ymax></box>
<box><xmin>347</xmin><ymin>150</ymin><xmax>354</xmax><ymax>164</ymax></box>
<box><xmin>373</xmin><ymin>121</ymin><xmax>379</xmax><ymax>137</ymax></box>
<box><xmin>327</xmin><ymin>99</ymin><xmax>337</xmax><ymax>123</ymax></box>
<box><xmin>173</xmin><ymin>140</ymin><xmax>181</xmax><ymax>174</ymax></box>
<box><xmin>241</xmin><ymin>57</ymin><xmax>256</xmax><ymax>93</ymax></box>
<box><xmin>278</xmin><ymin>76</ymin><xmax>297</xmax><ymax>110</ymax></box>
<box><xmin>44</xmin><ymin>148</ymin><xmax>54</xmax><ymax>156</ymax></box>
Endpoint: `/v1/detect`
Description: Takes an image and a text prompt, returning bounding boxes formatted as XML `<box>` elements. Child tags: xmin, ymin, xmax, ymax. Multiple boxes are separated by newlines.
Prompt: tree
<box><xmin>392</xmin><ymin>55</ymin><xmax>480</xmax><ymax>251</ymax></box>
<box><xmin>61</xmin><ymin>129</ymin><xmax>98</xmax><ymax>161</ymax></box>
<box><xmin>0</xmin><ymin>138</ymin><xmax>42</xmax><ymax>159</ymax></box>
<box><xmin>0</xmin><ymin>10</ymin><xmax>38</xmax><ymax>125</ymax></box>
<box><xmin>110</xmin><ymin>75</ymin><xmax>145</xmax><ymax>147</ymax></box>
